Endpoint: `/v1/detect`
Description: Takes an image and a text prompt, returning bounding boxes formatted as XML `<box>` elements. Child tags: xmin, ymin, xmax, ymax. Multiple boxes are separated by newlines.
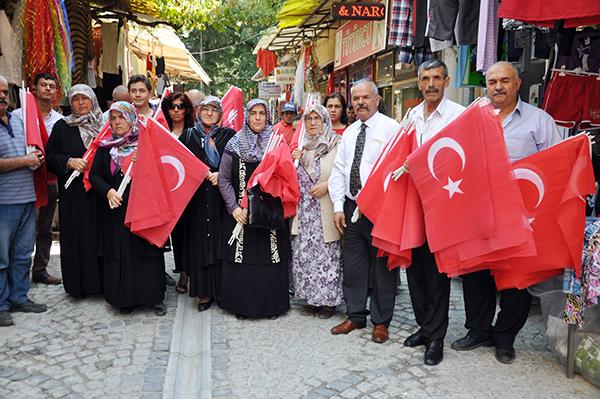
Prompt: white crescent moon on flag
<box><xmin>570</xmin><ymin>158</ymin><xmax>588</xmax><ymax>203</ymax></box>
<box><xmin>383</xmin><ymin>171</ymin><xmax>393</xmax><ymax>192</ymax></box>
<box><xmin>161</xmin><ymin>155</ymin><xmax>185</xmax><ymax>191</ymax></box>
<box><xmin>427</xmin><ymin>138</ymin><xmax>466</xmax><ymax>181</ymax></box>
<box><xmin>513</xmin><ymin>167</ymin><xmax>544</xmax><ymax>208</ymax></box>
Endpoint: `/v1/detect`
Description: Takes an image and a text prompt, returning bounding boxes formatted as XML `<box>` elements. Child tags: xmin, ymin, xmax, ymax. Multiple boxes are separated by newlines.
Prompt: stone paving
<box><xmin>0</xmin><ymin>244</ymin><xmax>598</xmax><ymax>398</ymax></box>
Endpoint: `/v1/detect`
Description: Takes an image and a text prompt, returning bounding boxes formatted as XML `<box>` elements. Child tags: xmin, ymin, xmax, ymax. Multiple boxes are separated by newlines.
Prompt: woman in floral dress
<box><xmin>291</xmin><ymin>104</ymin><xmax>343</xmax><ymax>318</ymax></box>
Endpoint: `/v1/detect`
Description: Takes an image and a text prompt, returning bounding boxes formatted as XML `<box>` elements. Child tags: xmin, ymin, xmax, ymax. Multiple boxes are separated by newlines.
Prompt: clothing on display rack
<box><xmin>542</xmin><ymin>70</ymin><xmax>600</xmax><ymax>129</ymax></box>
<box><xmin>556</xmin><ymin>29</ymin><xmax>600</xmax><ymax>74</ymax></box>
<box><xmin>499</xmin><ymin>0</ymin><xmax>600</xmax><ymax>29</ymax></box>
<box><xmin>426</xmin><ymin>0</ymin><xmax>481</xmax><ymax>46</ymax></box>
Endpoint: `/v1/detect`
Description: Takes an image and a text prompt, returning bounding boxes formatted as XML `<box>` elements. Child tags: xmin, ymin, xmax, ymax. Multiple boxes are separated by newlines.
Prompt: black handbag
<box><xmin>247</xmin><ymin>185</ymin><xmax>285</xmax><ymax>230</ymax></box>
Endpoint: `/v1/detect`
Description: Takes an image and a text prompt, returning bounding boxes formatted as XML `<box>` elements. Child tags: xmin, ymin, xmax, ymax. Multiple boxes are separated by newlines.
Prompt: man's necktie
<box><xmin>349</xmin><ymin>123</ymin><xmax>367</xmax><ymax>196</ymax></box>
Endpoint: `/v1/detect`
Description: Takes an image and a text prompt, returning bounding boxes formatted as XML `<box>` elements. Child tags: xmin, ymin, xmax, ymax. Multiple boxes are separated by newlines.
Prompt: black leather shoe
<box><xmin>495</xmin><ymin>346</ymin><xmax>516</xmax><ymax>364</ymax></box>
<box><xmin>451</xmin><ymin>334</ymin><xmax>493</xmax><ymax>351</ymax></box>
<box><xmin>9</xmin><ymin>299</ymin><xmax>47</xmax><ymax>313</ymax></box>
<box><xmin>152</xmin><ymin>302</ymin><xmax>167</xmax><ymax>316</ymax></box>
<box><xmin>424</xmin><ymin>340</ymin><xmax>444</xmax><ymax>366</ymax></box>
<box><xmin>0</xmin><ymin>311</ymin><xmax>14</xmax><ymax>327</ymax></box>
<box><xmin>197</xmin><ymin>300</ymin><xmax>213</xmax><ymax>312</ymax></box>
<box><xmin>404</xmin><ymin>330</ymin><xmax>426</xmax><ymax>347</ymax></box>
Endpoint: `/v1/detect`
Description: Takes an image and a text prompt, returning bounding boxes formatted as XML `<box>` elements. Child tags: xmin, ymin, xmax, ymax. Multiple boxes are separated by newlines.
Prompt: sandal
<box><xmin>176</xmin><ymin>272</ymin><xmax>188</xmax><ymax>294</ymax></box>
<box><xmin>299</xmin><ymin>305</ymin><xmax>320</xmax><ymax>316</ymax></box>
<box><xmin>317</xmin><ymin>306</ymin><xmax>336</xmax><ymax>319</ymax></box>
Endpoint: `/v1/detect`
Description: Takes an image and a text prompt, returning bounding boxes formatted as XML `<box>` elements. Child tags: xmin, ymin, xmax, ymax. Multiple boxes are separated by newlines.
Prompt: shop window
<box><xmin>376</xmin><ymin>52</ymin><xmax>394</xmax><ymax>86</ymax></box>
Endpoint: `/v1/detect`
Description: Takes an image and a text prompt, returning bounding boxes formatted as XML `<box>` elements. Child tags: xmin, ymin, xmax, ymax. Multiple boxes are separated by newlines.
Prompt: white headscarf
<box><xmin>300</xmin><ymin>103</ymin><xmax>339</xmax><ymax>180</ymax></box>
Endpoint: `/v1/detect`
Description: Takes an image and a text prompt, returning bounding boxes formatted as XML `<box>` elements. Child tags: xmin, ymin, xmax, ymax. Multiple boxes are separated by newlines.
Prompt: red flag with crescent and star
<box><xmin>407</xmin><ymin>100</ymin><xmax>536</xmax><ymax>276</ymax></box>
<box><xmin>405</xmin><ymin>102</ymin><xmax>497</xmax><ymax>253</ymax></box>
<box><xmin>220</xmin><ymin>86</ymin><xmax>244</xmax><ymax>132</ymax></box>
<box><xmin>23</xmin><ymin>91</ymin><xmax>49</xmax><ymax>208</ymax></box>
<box><xmin>492</xmin><ymin>134</ymin><xmax>596</xmax><ymax>289</ymax></box>
<box><xmin>124</xmin><ymin>117</ymin><xmax>210</xmax><ymax>247</ymax></box>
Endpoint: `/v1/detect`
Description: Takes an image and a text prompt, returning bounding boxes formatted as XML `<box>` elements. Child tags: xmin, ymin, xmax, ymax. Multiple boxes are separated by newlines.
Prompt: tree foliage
<box><xmin>181</xmin><ymin>0</ymin><xmax>284</xmax><ymax>97</ymax></box>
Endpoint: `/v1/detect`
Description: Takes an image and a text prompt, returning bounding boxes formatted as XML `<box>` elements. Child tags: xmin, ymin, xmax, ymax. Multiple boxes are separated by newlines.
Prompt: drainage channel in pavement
<box><xmin>163</xmin><ymin>293</ymin><xmax>211</xmax><ymax>398</ymax></box>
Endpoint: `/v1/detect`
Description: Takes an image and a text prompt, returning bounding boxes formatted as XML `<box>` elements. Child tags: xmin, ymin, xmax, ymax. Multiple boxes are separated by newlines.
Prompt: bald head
<box><xmin>112</xmin><ymin>85</ymin><xmax>131</xmax><ymax>103</ymax></box>
<box><xmin>186</xmin><ymin>89</ymin><xmax>205</xmax><ymax>120</ymax></box>
<box><xmin>485</xmin><ymin>61</ymin><xmax>522</xmax><ymax>111</ymax></box>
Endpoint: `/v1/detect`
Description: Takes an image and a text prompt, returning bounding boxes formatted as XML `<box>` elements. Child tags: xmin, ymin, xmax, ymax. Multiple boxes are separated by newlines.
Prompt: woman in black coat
<box><xmin>45</xmin><ymin>84</ymin><xmax>103</xmax><ymax>298</ymax></box>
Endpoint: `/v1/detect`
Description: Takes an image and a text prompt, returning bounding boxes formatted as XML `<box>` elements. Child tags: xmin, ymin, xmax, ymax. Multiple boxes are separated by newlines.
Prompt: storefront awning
<box><xmin>127</xmin><ymin>22</ymin><xmax>211</xmax><ymax>84</ymax></box>
<box><xmin>255</xmin><ymin>0</ymin><xmax>337</xmax><ymax>53</ymax></box>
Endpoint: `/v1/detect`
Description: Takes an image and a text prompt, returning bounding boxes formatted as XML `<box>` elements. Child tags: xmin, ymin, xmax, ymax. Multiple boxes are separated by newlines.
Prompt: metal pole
<box><xmin>566</xmin><ymin>323</ymin><xmax>576</xmax><ymax>378</ymax></box>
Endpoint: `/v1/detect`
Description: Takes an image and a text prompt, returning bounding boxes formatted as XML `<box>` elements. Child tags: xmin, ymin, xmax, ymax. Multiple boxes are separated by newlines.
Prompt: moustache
<box><xmin>425</xmin><ymin>88</ymin><xmax>439</xmax><ymax>93</ymax></box>
<box><xmin>493</xmin><ymin>90</ymin><xmax>507</xmax><ymax>96</ymax></box>
<box><xmin>0</xmin><ymin>99</ymin><xmax>8</xmax><ymax>105</ymax></box>
<box><xmin>356</xmin><ymin>105</ymin><xmax>370</xmax><ymax>111</ymax></box>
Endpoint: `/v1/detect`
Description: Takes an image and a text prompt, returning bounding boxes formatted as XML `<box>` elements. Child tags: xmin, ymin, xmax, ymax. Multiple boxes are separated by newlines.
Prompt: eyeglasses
<box><xmin>169</xmin><ymin>104</ymin><xmax>186</xmax><ymax>110</ymax></box>
<box><xmin>305</xmin><ymin>116</ymin><xmax>322</xmax><ymax>123</ymax></box>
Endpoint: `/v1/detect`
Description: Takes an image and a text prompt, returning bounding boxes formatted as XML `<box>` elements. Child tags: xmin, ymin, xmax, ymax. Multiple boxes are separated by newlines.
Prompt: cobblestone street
<box><xmin>0</xmin><ymin>245</ymin><xmax>597</xmax><ymax>398</ymax></box>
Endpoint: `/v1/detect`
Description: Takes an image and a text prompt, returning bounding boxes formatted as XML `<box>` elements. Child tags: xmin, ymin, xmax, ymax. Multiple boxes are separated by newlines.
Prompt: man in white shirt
<box><xmin>328</xmin><ymin>79</ymin><xmax>400</xmax><ymax>344</ymax></box>
<box><xmin>13</xmin><ymin>73</ymin><xmax>63</xmax><ymax>285</ymax></box>
<box><xmin>405</xmin><ymin>59</ymin><xmax>465</xmax><ymax>366</ymax></box>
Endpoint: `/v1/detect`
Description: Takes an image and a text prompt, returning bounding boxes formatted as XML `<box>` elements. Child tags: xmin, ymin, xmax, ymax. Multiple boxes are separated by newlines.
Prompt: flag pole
<box><xmin>116</xmin><ymin>159</ymin><xmax>135</xmax><ymax>198</ymax></box>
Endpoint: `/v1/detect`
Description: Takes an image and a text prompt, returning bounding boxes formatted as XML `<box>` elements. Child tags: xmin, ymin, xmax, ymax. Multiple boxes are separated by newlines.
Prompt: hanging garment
<box><xmin>555</xmin><ymin>29</ymin><xmax>600</xmax><ymax>74</ymax></box>
<box><xmin>101</xmin><ymin>23</ymin><xmax>119</xmax><ymax>74</ymax></box>
<box><xmin>542</xmin><ymin>72</ymin><xmax>600</xmax><ymax>129</ymax></box>
<box><xmin>476</xmin><ymin>0</ymin><xmax>499</xmax><ymax>72</ymax></box>
<box><xmin>388</xmin><ymin>0</ymin><xmax>413</xmax><ymax>47</ymax></box>
<box><xmin>256</xmin><ymin>49</ymin><xmax>277</xmax><ymax>77</ymax></box>
<box><xmin>426</xmin><ymin>0</ymin><xmax>481</xmax><ymax>46</ymax></box>
<box><xmin>499</xmin><ymin>0</ymin><xmax>600</xmax><ymax>28</ymax></box>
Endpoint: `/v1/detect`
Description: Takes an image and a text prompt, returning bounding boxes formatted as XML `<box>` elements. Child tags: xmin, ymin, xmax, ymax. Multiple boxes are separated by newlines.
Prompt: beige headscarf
<box><xmin>300</xmin><ymin>103</ymin><xmax>339</xmax><ymax>180</ymax></box>
<box><xmin>64</xmin><ymin>84</ymin><xmax>103</xmax><ymax>148</ymax></box>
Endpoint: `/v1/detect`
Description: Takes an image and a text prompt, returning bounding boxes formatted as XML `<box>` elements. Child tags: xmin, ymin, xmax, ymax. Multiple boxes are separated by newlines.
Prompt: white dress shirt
<box><xmin>328</xmin><ymin>111</ymin><xmax>400</xmax><ymax>212</ymax></box>
<box><xmin>409</xmin><ymin>97</ymin><xmax>465</xmax><ymax>146</ymax></box>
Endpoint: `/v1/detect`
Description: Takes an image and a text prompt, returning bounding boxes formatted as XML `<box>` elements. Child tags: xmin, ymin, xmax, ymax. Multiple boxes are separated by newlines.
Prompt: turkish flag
<box><xmin>82</xmin><ymin>122</ymin><xmax>112</xmax><ymax>191</ymax></box>
<box><xmin>23</xmin><ymin>92</ymin><xmax>49</xmax><ymax>208</ymax></box>
<box><xmin>152</xmin><ymin>88</ymin><xmax>172</xmax><ymax>130</ymax></box>
<box><xmin>406</xmin><ymin>103</ymin><xmax>497</xmax><ymax>252</ymax></box>
<box><xmin>408</xmin><ymin>101</ymin><xmax>536</xmax><ymax>276</ymax></box>
<box><xmin>221</xmin><ymin>86</ymin><xmax>244</xmax><ymax>132</ymax></box>
<box><xmin>491</xmin><ymin>134</ymin><xmax>596</xmax><ymax>288</ymax></box>
<box><xmin>289</xmin><ymin>119</ymin><xmax>304</xmax><ymax>151</ymax></box>
<box><xmin>124</xmin><ymin>117</ymin><xmax>210</xmax><ymax>247</ymax></box>
<box><xmin>240</xmin><ymin>140</ymin><xmax>300</xmax><ymax>218</ymax></box>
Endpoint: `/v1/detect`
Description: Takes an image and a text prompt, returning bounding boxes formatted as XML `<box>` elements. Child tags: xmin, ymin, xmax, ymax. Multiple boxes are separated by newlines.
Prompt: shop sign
<box><xmin>274</xmin><ymin>67</ymin><xmax>296</xmax><ymax>85</ymax></box>
<box><xmin>334</xmin><ymin>0</ymin><xmax>387</xmax><ymax>70</ymax></box>
<box><xmin>332</xmin><ymin>2</ymin><xmax>386</xmax><ymax>21</ymax></box>
<box><xmin>258</xmin><ymin>82</ymin><xmax>282</xmax><ymax>98</ymax></box>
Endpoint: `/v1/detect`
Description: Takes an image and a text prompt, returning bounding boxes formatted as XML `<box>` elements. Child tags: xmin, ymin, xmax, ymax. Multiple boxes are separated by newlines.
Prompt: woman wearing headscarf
<box><xmin>173</xmin><ymin>96</ymin><xmax>236</xmax><ymax>310</ymax></box>
<box><xmin>89</xmin><ymin>102</ymin><xmax>167</xmax><ymax>315</ymax></box>
<box><xmin>45</xmin><ymin>84</ymin><xmax>104</xmax><ymax>298</ymax></box>
<box><xmin>290</xmin><ymin>104</ymin><xmax>343</xmax><ymax>318</ymax></box>
<box><xmin>218</xmin><ymin>99</ymin><xmax>291</xmax><ymax>319</ymax></box>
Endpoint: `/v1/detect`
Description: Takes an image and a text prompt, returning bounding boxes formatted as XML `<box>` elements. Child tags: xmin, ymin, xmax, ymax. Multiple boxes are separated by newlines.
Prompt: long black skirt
<box><xmin>103</xmin><ymin>256</ymin><xmax>166</xmax><ymax>309</ymax></box>
<box><xmin>221</xmin><ymin>260</ymin><xmax>290</xmax><ymax>318</ymax></box>
<box><xmin>189</xmin><ymin>263</ymin><xmax>222</xmax><ymax>299</ymax></box>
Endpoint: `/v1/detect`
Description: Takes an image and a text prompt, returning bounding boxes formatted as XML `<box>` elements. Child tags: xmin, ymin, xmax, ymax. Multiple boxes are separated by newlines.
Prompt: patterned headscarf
<box><xmin>64</xmin><ymin>84</ymin><xmax>104</xmax><ymax>148</ymax></box>
<box><xmin>198</xmin><ymin>95</ymin><xmax>223</xmax><ymax>116</ymax></box>
<box><xmin>100</xmin><ymin>101</ymin><xmax>139</xmax><ymax>171</ymax></box>
<box><xmin>224</xmin><ymin>99</ymin><xmax>273</xmax><ymax>163</ymax></box>
<box><xmin>300</xmin><ymin>103</ymin><xmax>339</xmax><ymax>180</ymax></box>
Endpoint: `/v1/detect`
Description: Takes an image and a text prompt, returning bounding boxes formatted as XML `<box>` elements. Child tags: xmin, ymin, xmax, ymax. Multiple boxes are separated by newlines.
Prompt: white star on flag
<box><xmin>443</xmin><ymin>177</ymin><xmax>463</xmax><ymax>199</ymax></box>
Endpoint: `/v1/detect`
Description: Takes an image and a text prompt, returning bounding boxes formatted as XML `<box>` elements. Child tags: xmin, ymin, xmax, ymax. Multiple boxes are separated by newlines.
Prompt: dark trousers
<box><xmin>462</xmin><ymin>269</ymin><xmax>532</xmax><ymax>348</ymax></box>
<box><xmin>32</xmin><ymin>183</ymin><xmax>58</xmax><ymax>277</ymax></box>
<box><xmin>343</xmin><ymin>199</ymin><xmax>398</xmax><ymax>327</ymax></box>
<box><xmin>406</xmin><ymin>243</ymin><xmax>450</xmax><ymax>341</ymax></box>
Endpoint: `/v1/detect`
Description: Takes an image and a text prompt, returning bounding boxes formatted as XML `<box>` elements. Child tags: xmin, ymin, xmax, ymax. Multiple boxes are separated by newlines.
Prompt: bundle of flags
<box><xmin>358</xmin><ymin>98</ymin><xmax>596</xmax><ymax>289</ymax></box>
<box><xmin>22</xmin><ymin>91</ymin><xmax>49</xmax><ymax>208</ymax></box>
<box><xmin>356</xmin><ymin>121</ymin><xmax>424</xmax><ymax>269</ymax></box>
